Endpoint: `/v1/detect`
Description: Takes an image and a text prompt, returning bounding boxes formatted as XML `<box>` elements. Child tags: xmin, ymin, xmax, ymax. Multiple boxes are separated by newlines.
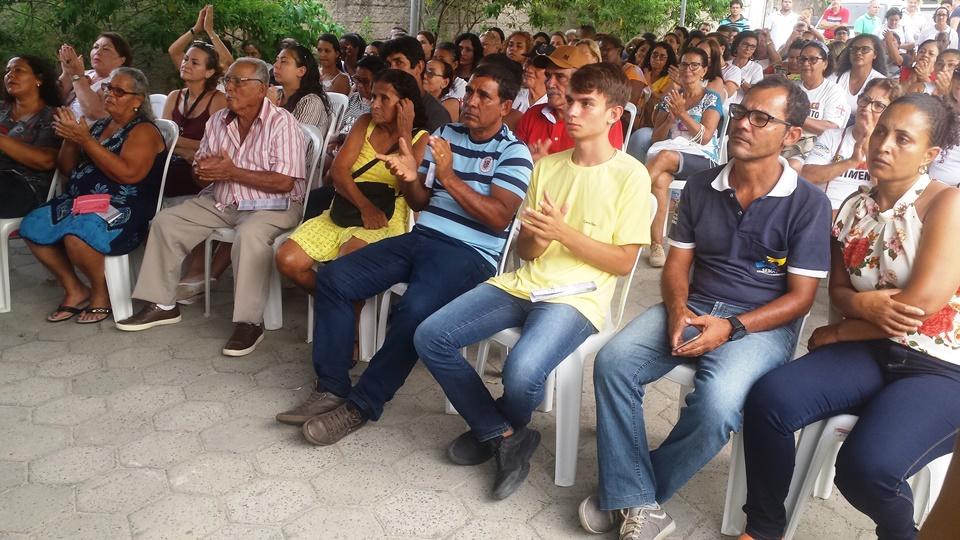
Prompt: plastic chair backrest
<box><xmin>496</xmin><ymin>218</ymin><xmax>522</xmax><ymax>275</ymax></box>
<box><xmin>717</xmin><ymin>109</ymin><xmax>731</xmax><ymax>165</ymax></box>
<box><xmin>327</xmin><ymin>92</ymin><xmax>349</xmax><ymax>131</ymax></box>
<box><xmin>298</xmin><ymin>123</ymin><xmax>324</xmax><ymax>221</ymax></box>
<box><xmin>623</xmin><ymin>102</ymin><xmax>638</xmax><ymax>145</ymax></box>
<box><xmin>609</xmin><ymin>192</ymin><xmax>658</xmax><ymax>330</ymax></box>
<box><xmin>149</xmin><ymin>94</ymin><xmax>167</xmax><ymax>119</ymax></box>
<box><xmin>153</xmin><ymin>119</ymin><xmax>180</xmax><ymax>215</ymax></box>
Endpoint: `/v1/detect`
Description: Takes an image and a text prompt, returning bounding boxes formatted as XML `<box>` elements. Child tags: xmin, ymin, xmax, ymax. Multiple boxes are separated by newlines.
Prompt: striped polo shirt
<box><xmin>417</xmin><ymin>123</ymin><xmax>533</xmax><ymax>267</ymax></box>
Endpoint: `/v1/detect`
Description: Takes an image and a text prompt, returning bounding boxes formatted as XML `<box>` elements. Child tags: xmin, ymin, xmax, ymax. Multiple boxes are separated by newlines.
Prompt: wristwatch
<box><xmin>726</xmin><ymin>315</ymin><xmax>747</xmax><ymax>341</ymax></box>
<box><xmin>71</xmin><ymin>74</ymin><xmax>82</xmax><ymax>82</ymax></box>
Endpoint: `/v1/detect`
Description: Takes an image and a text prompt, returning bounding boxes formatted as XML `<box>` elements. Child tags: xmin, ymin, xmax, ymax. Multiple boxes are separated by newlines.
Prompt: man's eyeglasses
<box><xmin>100</xmin><ymin>83</ymin><xmax>141</xmax><ymax>98</ymax></box>
<box><xmin>729</xmin><ymin>103</ymin><xmax>793</xmax><ymax>128</ymax></box>
<box><xmin>856</xmin><ymin>95</ymin><xmax>889</xmax><ymax>113</ymax></box>
<box><xmin>220</xmin><ymin>76</ymin><xmax>265</xmax><ymax>87</ymax></box>
<box><xmin>678</xmin><ymin>61</ymin><xmax>703</xmax><ymax>70</ymax></box>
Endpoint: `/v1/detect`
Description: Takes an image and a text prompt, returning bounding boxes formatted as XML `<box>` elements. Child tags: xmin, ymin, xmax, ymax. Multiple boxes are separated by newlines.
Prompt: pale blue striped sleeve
<box><xmin>490</xmin><ymin>141</ymin><xmax>533</xmax><ymax>200</ymax></box>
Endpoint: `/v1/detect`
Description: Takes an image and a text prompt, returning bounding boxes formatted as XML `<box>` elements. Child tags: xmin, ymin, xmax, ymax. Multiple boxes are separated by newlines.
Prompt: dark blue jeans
<box><xmin>742</xmin><ymin>340</ymin><xmax>960</xmax><ymax>540</ymax></box>
<box><xmin>414</xmin><ymin>284</ymin><xmax>596</xmax><ymax>441</ymax></box>
<box><xmin>311</xmin><ymin>226</ymin><xmax>493</xmax><ymax>420</ymax></box>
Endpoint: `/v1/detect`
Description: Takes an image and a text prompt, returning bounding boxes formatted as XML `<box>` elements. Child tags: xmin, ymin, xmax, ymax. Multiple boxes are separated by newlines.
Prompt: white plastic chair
<box><xmin>0</xmin><ymin>172</ymin><xmax>61</xmax><ymax>313</ymax></box>
<box><xmin>453</xmin><ymin>194</ymin><xmax>657</xmax><ymax>486</ymax></box>
<box><xmin>661</xmin><ymin>313</ymin><xmax>810</xmax><ymax>536</ymax></box>
<box><xmin>326</xmin><ymin>92</ymin><xmax>349</xmax><ymax>132</ymax></box>
<box><xmin>149</xmin><ymin>94</ymin><xmax>167</xmax><ymax>119</ymax></box>
<box><xmin>623</xmin><ymin>102</ymin><xmax>638</xmax><ymax>146</ymax></box>
<box><xmin>202</xmin><ymin>123</ymin><xmax>320</xmax><ymax>330</ymax></box>
<box><xmin>105</xmin><ymin>118</ymin><xmax>179</xmax><ymax>323</ymax></box>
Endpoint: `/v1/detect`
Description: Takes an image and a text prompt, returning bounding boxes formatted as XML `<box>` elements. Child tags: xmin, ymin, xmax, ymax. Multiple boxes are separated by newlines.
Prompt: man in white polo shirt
<box><xmin>766</xmin><ymin>0</ymin><xmax>801</xmax><ymax>49</ymax></box>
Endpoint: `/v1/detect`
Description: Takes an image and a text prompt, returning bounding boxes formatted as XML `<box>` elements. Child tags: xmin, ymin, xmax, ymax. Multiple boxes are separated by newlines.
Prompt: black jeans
<box><xmin>742</xmin><ymin>340</ymin><xmax>960</xmax><ymax>540</ymax></box>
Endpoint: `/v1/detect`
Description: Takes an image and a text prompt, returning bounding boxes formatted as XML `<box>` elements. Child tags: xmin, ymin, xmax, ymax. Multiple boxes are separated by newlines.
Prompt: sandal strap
<box><xmin>54</xmin><ymin>305</ymin><xmax>85</xmax><ymax>314</ymax></box>
<box><xmin>83</xmin><ymin>307</ymin><xmax>112</xmax><ymax>314</ymax></box>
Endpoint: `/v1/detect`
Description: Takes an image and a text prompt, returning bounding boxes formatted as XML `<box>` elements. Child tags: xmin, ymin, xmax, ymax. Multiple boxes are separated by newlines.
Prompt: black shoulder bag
<box><xmin>329</xmin><ymin>142</ymin><xmax>400</xmax><ymax>228</ymax></box>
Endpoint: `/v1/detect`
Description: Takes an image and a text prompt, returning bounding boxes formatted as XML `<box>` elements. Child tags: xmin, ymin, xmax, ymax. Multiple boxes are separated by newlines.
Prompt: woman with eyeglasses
<box><xmin>730</xmin><ymin>31</ymin><xmax>764</xmax><ymax>104</ymax></box>
<box><xmin>644</xmin><ymin>48</ymin><xmax>724</xmax><ymax>267</ymax></box>
<box><xmin>57</xmin><ymin>32</ymin><xmax>133</xmax><ymax>123</ymax></box>
<box><xmin>919</xmin><ymin>7</ymin><xmax>958</xmax><ymax>49</ymax></box>
<box><xmin>909</xmin><ymin>49</ymin><xmax>960</xmax><ymax>96</ymax></box>
<box><xmin>795</xmin><ymin>78</ymin><xmax>902</xmax><ymax>213</ymax></box>
<box><xmin>798</xmin><ymin>41</ymin><xmax>849</xmax><ymax>139</ymax></box>
<box><xmin>18</xmin><ymin>67</ymin><xmax>166</xmax><ymax>324</ymax></box>
<box><xmin>832</xmin><ymin>34</ymin><xmax>887</xmax><ymax>117</ymax></box>
<box><xmin>317</xmin><ymin>34</ymin><xmax>350</xmax><ymax>96</ymax></box>
<box><xmin>625</xmin><ymin>42</ymin><xmax>677</xmax><ymax>162</ymax></box>
<box><xmin>433</xmin><ymin>42</ymin><xmax>468</xmax><ymax>103</ymax></box>
<box><xmin>1</xmin><ymin>55</ymin><xmax>61</xmax><ymax>219</ymax></box>
<box><xmin>739</xmin><ymin>92</ymin><xmax>960</xmax><ymax>540</ymax></box>
<box><xmin>421</xmin><ymin>58</ymin><xmax>459</xmax><ymax>122</ymax></box>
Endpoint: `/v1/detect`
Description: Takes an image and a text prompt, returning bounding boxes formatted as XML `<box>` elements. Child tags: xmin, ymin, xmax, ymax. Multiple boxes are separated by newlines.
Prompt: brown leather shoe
<box><xmin>222</xmin><ymin>323</ymin><xmax>264</xmax><ymax>357</ymax></box>
<box><xmin>302</xmin><ymin>403</ymin><xmax>367</xmax><ymax>446</ymax></box>
<box><xmin>276</xmin><ymin>389</ymin><xmax>346</xmax><ymax>425</ymax></box>
<box><xmin>115</xmin><ymin>304</ymin><xmax>182</xmax><ymax>331</ymax></box>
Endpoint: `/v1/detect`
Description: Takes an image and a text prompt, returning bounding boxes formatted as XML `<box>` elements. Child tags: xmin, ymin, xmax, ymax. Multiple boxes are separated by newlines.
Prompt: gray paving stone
<box><xmin>529</xmin><ymin>501</ymin><xmax>596</xmax><ymax>539</ymax></box>
<box><xmin>33</xmin><ymin>512</ymin><xmax>131</xmax><ymax>540</ymax></box>
<box><xmin>35</xmin><ymin>353</ymin><xmax>101</xmax><ymax>378</ymax></box>
<box><xmin>0</xmin><ymin>377</ymin><xmax>68</xmax><ymax>406</ymax></box>
<box><xmin>211</xmin><ymin>351</ymin><xmax>278</xmax><ymax>374</ymax></box>
<box><xmin>75</xmin><ymin>410</ymin><xmax>154</xmax><ymax>446</ymax></box>
<box><xmin>129</xmin><ymin>493</ymin><xmax>225</xmax><ymax>539</ymax></box>
<box><xmin>0</xmin><ymin>340</ymin><xmax>69</xmax><ymax>363</ymax></box>
<box><xmin>0</xmin><ymin>484</ymin><xmax>74</xmax><ymax>533</ymax></box>
<box><xmin>168</xmin><ymin>453</ymin><xmax>255</xmax><ymax>495</ymax></box>
<box><xmin>453</xmin><ymin>472</ymin><xmax>549</xmax><ymax>522</ymax></box>
<box><xmin>107</xmin><ymin>383</ymin><xmax>185</xmax><ymax>416</ymax></box>
<box><xmin>224</xmin><ymin>477</ymin><xmax>317</xmax><ymax>524</ymax></box>
<box><xmin>205</xmin><ymin>524</ymin><xmax>284</xmax><ymax>540</ymax></box>
<box><xmin>105</xmin><ymin>346</ymin><xmax>173</xmax><ymax>369</ymax></box>
<box><xmin>253</xmin><ymin>361</ymin><xmax>315</xmax><ymax>389</ymax></box>
<box><xmin>255</xmin><ymin>439</ymin><xmax>342</xmax><ymax>478</ymax></box>
<box><xmin>337</xmin><ymin>425</ymin><xmax>417</xmax><ymax>464</ymax></box>
<box><xmin>0</xmin><ymin>362</ymin><xmax>34</xmax><ymax>385</ymax></box>
<box><xmin>392</xmin><ymin>448</ymin><xmax>478</xmax><ymax>491</ymax></box>
<box><xmin>70</xmin><ymin>368</ymin><xmax>143</xmax><ymax>396</ymax></box>
<box><xmin>172</xmin><ymin>337</ymin><xmax>228</xmax><ymax>359</ymax></box>
<box><xmin>141</xmin><ymin>358</ymin><xmax>213</xmax><ymax>386</ymax></box>
<box><xmin>30</xmin><ymin>445</ymin><xmax>116</xmax><ymax>484</ymax></box>
<box><xmin>377</xmin><ymin>487</ymin><xmax>470</xmax><ymax>537</ymax></box>
<box><xmin>284</xmin><ymin>506</ymin><xmax>385</xmax><ymax>539</ymax></box>
<box><xmin>452</xmin><ymin>518</ymin><xmax>541</xmax><ymax>540</ymax></box>
<box><xmin>184</xmin><ymin>372</ymin><xmax>254</xmax><ymax>402</ymax></box>
<box><xmin>153</xmin><ymin>400</ymin><xmax>230</xmax><ymax>432</ymax></box>
<box><xmin>228</xmin><ymin>386</ymin><xmax>307</xmax><ymax>419</ymax></box>
<box><xmin>0</xmin><ymin>460</ymin><xmax>25</xmax><ymax>491</ymax></box>
<box><xmin>0</xmin><ymin>423</ymin><xmax>70</xmax><ymax>461</ymax></box>
<box><xmin>118</xmin><ymin>431</ymin><xmax>202</xmax><ymax>469</ymax></box>
<box><xmin>77</xmin><ymin>468</ymin><xmax>169</xmax><ymax>514</ymax></box>
<box><xmin>37</xmin><ymin>319</ymin><xmax>101</xmax><ymax>342</ymax></box>
<box><xmin>33</xmin><ymin>394</ymin><xmax>107</xmax><ymax>425</ymax></box>
<box><xmin>311</xmin><ymin>460</ymin><xmax>401</xmax><ymax>506</ymax></box>
<box><xmin>200</xmin><ymin>416</ymin><xmax>287</xmax><ymax>454</ymax></box>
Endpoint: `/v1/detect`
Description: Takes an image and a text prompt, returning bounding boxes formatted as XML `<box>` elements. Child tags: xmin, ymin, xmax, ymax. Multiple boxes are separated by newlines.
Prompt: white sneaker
<box><xmin>175</xmin><ymin>279</ymin><xmax>211</xmax><ymax>305</ymax></box>
<box><xmin>619</xmin><ymin>507</ymin><xmax>675</xmax><ymax>540</ymax></box>
<box><xmin>648</xmin><ymin>244</ymin><xmax>666</xmax><ymax>268</ymax></box>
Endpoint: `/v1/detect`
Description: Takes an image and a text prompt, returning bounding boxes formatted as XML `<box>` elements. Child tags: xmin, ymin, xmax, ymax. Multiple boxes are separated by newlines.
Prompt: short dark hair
<box><xmin>730</xmin><ymin>0</ymin><xmax>743</xmax><ymax>7</ymax></box>
<box><xmin>471</xmin><ymin>63</ymin><xmax>521</xmax><ymax>102</ymax></box>
<box><xmin>486</xmin><ymin>27</ymin><xmax>505</xmax><ymax>42</ymax></box>
<box><xmin>373</xmin><ymin>69</ymin><xmax>426</xmax><ymax>131</ymax></box>
<box><xmin>435</xmin><ymin>41</ymin><xmax>460</xmax><ymax>63</ymax></box>
<box><xmin>717</xmin><ymin>24</ymin><xmax>739</xmax><ymax>34</ymax></box>
<box><xmin>889</xmin><ymin>93</ymin><xmax>960</xmax><ymax>151</ymax></box>
<box><xmin>356</xmin><ymin>54</ymin><xmax>385</xmax><ymax>75</ymax></box>
<box><xmin>417</xmin><ymin>30</ymin><xmax>436</xmax><ymax>46</ymax></box>
<box><xmin>97</xmin><ymin>32</ymin><xmax>133</xmax><ymax>66</ymax></box>
<box><xmin>601</xmin><ymin>35</ymin><xmax>624</xmax><ymax>50</ymax></box>
<box><xmin>834</xmin><ymin>25</ymin><xmax>849</xmax><ymax>35</ymax></box>
<box><xmin>533</xmin><ymin>32</ymin><xmax>550</xmax><ymax>43</ymax></box>
<box><xmin>886</xmin><ymin>7</ymin><xmax>902</xmax><ymax>19</ymax></box>
<box><xmin>569</xmin><ymin>62</ymin><xmax>631</xmax><ymax>108</ymax></box>
<box><xmin>749</xmin><ymin>75</ymin><xmax>810</xmax><ymax>127</ymax></box>
<box><xmin>476</xmin><ymin>53</ymin><xmax>522</xmax><ymax>88</ymax></box>
<box><xmin>380</xmin><ymin>36</ymin><xmax>426</xmax><ymax>69</ymax></box>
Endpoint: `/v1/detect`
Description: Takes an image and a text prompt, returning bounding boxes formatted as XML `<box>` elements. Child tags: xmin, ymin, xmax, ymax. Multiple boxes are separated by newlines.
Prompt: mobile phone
<box><xmin>674</xmin><ymin>325</ymin><xmax>702</xmax><ymax>351</ymax></box>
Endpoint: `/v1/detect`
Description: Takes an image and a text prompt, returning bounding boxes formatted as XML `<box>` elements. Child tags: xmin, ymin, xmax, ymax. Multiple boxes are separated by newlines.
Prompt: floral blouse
<box><xmin>833</xmin><ymin>175</ymin><xmax>960</xmax><ymax>364</ymax></box>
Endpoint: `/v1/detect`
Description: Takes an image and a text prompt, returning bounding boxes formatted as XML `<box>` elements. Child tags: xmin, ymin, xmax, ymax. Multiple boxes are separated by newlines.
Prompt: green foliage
<box><xmin>0</xmin><ymin>0</ymin><xmax>342</xmax><ymax>66</ymax></box>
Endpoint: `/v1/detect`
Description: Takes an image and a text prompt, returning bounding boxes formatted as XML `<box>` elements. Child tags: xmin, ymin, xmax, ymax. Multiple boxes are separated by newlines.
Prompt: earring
<box><xmin>919</xmin><ymin>164</ymin><xmax>929</xmax><ymax>174</ymax></box>
<box><xmin>133</xmin><ymin>106</ymin><xmax>140</xmax><ymax>113</ymax></box>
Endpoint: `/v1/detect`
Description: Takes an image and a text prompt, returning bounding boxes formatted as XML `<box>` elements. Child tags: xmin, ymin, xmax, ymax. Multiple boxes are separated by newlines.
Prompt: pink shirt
<box><xmin>196</xmin><ymin>98</ymin><xmax>306</xmax><ymax>208</ymax></box>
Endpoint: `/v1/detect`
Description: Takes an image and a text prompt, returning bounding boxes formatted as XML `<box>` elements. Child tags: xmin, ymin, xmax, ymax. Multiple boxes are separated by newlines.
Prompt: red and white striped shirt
<box><xmin>195</xmin><ymin>98</ymin><xmax>306</xmax><ymax>209</ymax></box>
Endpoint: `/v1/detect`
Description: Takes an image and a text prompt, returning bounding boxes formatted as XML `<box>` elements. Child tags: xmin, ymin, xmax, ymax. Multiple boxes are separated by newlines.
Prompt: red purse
<box><xmin>71</xmin><ymin>194</ymin><xmax>112</xmax><ymax>215</ymax></box>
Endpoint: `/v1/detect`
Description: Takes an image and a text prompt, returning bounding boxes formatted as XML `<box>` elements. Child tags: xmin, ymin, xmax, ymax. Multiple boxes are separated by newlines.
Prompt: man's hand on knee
<box><xmin>673</xmin><ymin>314</ymin><xmax>732</xmax><ymax>357</ymax></box>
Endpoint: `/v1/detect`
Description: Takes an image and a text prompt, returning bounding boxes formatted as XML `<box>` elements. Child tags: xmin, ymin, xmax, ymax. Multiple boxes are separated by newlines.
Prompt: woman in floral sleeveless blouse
<box><xmin>738</xmin><ymin>93</ymin><xmax>960</xmax><ymax>540</ymax></box>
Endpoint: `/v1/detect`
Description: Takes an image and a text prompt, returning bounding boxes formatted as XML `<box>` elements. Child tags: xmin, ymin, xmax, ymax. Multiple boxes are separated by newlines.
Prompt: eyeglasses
<box><xmin>423</xmin><ymin>70</ymin><xmax>445</xmax><ymax>79</ymax></box>
<box><xmin>220</xmin><ymin>76</ymin><xmax>265</xmax><ymax>87</ymax></box>
<box><xmin>798</xmin><ymin>56</ymin><xmax>823</xmax><ymax>64</ymax></box>
<box><xmin>100</xmin><ymin>83</ymin><xmax>141</xmax><ymax>98</ymax></box>
<box><xmin>650</xmin><ymin>52</ymin><xmax>669</xmax><ymax>60</ymax></box>
<box><xmin>740</xmin><ymin>43</ymin><xmax>758</xmax><ymax>50</ymax></box>
<box><xmin>857</xmin><ymin>95</ymin><xmax>889</xmax><ymax>113</ymax></box>
<box><xmin>849</xmin><ymin>45</ymin><xmax>875</xmax><ymax>55</ymax></box>
<box><xmin>729</xmin><ymin>103</ymin><xmax>793</xmax><ymax>128</ymax></box>
<box><xmin>678</xmin><ymin>61</ymin><xmax>703</xmax><ymax>70</ymax></box>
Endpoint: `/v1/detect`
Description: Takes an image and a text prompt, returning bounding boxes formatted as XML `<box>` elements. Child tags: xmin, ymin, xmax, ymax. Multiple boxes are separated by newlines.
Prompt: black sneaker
<box><xmin>492</xmin><ymin>427</ymin><xmax>541</xmax><ymax>500</ymax></box>
<box><xmin>447</xmin><ymin>430</ymin><xmax>494</xmax><ymax>466</ymax></box>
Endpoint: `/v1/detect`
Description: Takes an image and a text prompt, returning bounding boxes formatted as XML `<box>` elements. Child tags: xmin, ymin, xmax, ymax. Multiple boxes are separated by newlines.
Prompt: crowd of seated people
<box><xmin>4</xmin><ymin>4</ymin><xmax>960</xmax><ymax>539</ymax></box>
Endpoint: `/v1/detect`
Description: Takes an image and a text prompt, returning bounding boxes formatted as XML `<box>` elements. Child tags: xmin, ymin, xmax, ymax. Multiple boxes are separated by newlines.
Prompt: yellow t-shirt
<box><xmin>488</xmin><ymin>149</ymin><xmax>652</xmax><ymax>330</ymax></box>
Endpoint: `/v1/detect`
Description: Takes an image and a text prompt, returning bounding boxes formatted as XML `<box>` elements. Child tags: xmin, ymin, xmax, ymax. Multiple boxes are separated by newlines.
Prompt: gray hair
<box><xmin>109</xmin><ymin>66</ymin><xmax>155</xmax><ymax>122</ymax></box>
<box><xmin>231</xmin><ymin>57</ymin><xmax>271</xmax><ymax>84</ymax></box>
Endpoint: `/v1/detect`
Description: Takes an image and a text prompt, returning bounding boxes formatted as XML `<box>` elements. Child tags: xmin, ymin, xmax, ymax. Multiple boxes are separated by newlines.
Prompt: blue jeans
<box><xmin>742</xmin><ymin>340</ymin><xmax>960</xmax><ymax>540</ymax></box>
<box><xmin>415</xmin><ymin>284</ymin><xmax>596</xmax><ymax>441</ymax></box>
<box><xmin>626</xmin><ymin>128</ymin><xmax>654</xmax><ymax>163</ymax></box>
<box><xmin>311</xmin><ymin>226</ymin><xmax>493</xmax><ymax>420</ymax></box>
<box><xmin>593</xmin><ymin>296</ymin><xmax>799</xmax><ymax>511</ymax></box>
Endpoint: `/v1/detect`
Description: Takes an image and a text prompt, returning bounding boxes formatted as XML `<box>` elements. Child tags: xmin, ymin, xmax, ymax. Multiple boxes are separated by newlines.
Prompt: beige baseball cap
<box><xmin>544</xmin><ymin>45</ymin><xmax>594</xmax><ymax>69</ymax></box>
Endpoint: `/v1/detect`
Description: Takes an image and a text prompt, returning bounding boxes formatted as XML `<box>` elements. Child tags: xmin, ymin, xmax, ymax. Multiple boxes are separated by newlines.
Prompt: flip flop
<box><xmin>76</xmin><ymin>307</ymin><xmax>112</xmax><ymax>325</ymax></box>
<box><xmin>47</xmin><ymin>300</ymin><xmax>90</xmax><ymax>323</ymax></box>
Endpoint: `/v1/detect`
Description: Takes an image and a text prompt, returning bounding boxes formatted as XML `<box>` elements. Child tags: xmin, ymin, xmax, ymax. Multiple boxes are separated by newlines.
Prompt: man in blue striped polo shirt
<box><xmin>277</xmin><ymin>63</ymin><xmax>534</xmax><ymax>446</ymax></box>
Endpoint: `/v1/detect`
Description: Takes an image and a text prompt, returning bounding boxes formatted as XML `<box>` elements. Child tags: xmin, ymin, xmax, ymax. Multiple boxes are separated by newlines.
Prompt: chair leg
<box><xmin>262</xmin><ymin>264</ymin><xmax>283</xmax><ymax>331</ymax></box>
<box><xmin>358</xmin><ymin>296</ymin><xmax>378</xmax><ymax>362</ymax></box>
<box><xmin>306</xmin><ymin>295</ymin><xmax>314</xmax><ymax>343</ymax></box>
<box><xmin>720</xmin><ymin>432</ymin><xmax>748</xmax><ymax>536</ymax></box>
<box><xmin>104</xmin><ymin>255</ymin><xmax>133</xmax><ymax>323</ymax></box>
<box><xmin>203</xmin><ymin>237</ymin><xmax>214</xmax><ymax>318</ymax></box>
<box><xmin>916</xmin><ymin>453</ymin><xmax>953</xmax><ymax>527</ymax></box>
<box><xmin>554</xmin><ymin>353</ymin><xmax>584</xmax><ymax>487</ymax></box>
<box><xmin>0</xmin><ymin>227</ymin><xmax>12</xmax><ymax>314</ymax></box>
<box><xmin>376</xmin><ymin>290</ymin><xmax>393</xmax><ymax>351</ymax></box>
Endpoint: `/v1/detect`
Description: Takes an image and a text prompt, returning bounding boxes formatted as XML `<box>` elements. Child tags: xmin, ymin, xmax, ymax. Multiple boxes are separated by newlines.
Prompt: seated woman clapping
<box><xmin>57</xmin><ymin>32</ymin><xmax>132</xmax><ymax>124</ymax></box>
<box><xmin>18</xmin><ymin>68</ymin><xmax>166</xmax><ymax>323</ymax></box>
<box><xmin>275</xmin><ymin>69</ymin><xmax>428</xmax><ymax>292</ymax></box>
<box><xmin>1</xmin><ymin>55</ymin><xmax>62</xmax><ymax>218</ymax></box>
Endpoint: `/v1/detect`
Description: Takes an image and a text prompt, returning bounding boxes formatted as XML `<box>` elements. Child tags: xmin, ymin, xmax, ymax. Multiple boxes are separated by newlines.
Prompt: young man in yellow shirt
<box><xmin>413</xmin><ymin>63</ymin><xmax>651</xmax><ymax>501</ymax></box>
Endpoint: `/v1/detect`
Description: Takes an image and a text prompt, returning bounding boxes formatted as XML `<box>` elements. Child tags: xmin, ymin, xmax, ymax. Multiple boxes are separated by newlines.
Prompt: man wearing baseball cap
<box><xmin>514</xmin><ymin>45</ymin><xmax>624</xmax><ymax>161</ymax></box>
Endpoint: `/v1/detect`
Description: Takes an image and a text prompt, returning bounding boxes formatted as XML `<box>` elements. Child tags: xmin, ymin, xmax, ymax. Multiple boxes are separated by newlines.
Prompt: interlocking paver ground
<box><xmin>0</xmin><ymin>243</ymin><xmax>875</xmax><ymax>539</ymax></box>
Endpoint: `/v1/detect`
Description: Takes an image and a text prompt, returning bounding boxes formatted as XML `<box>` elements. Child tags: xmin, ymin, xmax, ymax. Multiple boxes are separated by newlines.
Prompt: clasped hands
<box><xmin>194</xmin><ymin>151</ymin><xmax>237</xmax><ymax>182</ymax></box>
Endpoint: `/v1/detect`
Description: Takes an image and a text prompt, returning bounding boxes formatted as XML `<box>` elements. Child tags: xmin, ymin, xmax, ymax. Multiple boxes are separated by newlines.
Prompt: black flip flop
<box><xmin>76</xmin><ymin>307</ymin><xmax>112</xmax><ymax>325</ymax></box>
<box><xmin>46</xmin><ymin>301</ymin><xmax>89</xmax><ymax>323</ymax></box>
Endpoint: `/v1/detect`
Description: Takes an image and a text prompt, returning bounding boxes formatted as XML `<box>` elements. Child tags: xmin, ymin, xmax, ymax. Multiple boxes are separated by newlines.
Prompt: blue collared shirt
<box><xmin>668</xmin><ymin>157</ymin><xmax>832</xmax><ymax>309</ymax></box>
